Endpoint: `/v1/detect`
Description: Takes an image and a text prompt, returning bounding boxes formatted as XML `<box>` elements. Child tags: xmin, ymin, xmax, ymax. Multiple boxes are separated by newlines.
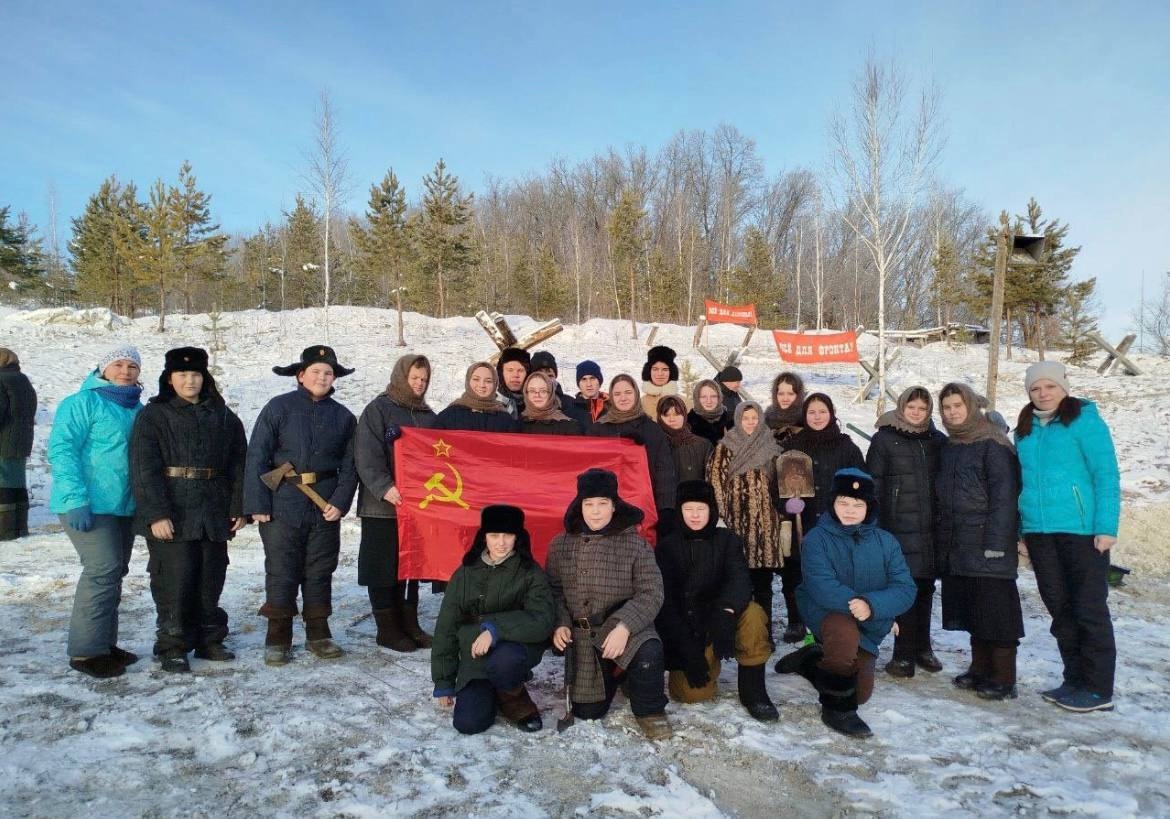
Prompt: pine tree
<box><xmin>350</xmin><ymin>169</ymin><xmax>411</xmax><ymax>318</ymax></box>
<box><xmin>932</xmin><ymin>234</ymin><xmax>963</xmax><ymax>329</ymax></box>
<box><xmin>135</xmin><ymin>179</ymin><xmax>181</xmax><ymax>330</ymax></box>
<box><xmin>172</xmin><ymin>161</ymin><xmax>229</xmax><ymax>313</ymax></box>
<box><xmin>0</xmin><ymin>207</ymin><xmax>45</xmax><ymax>297</ymax></box>
<box><xmin>732</xmin><ymin>226</ymin><xmax>780</xmax><ymax>325</ymax></box>
<box><xmin>608</xmin><ymin>188</ymin><xmax>648</xmax><ymax>337</ymax></box>
<box><xmin>1061</xmin><ymin>278</ymin><xmax>1099</xmax><ymax>364</ymax></box>
<box><xmin>283</xmin><ymin>195</ymin><xmax>323</xmax><ymax>309</ymax></box>
<box><xmin>416</xmin><ymin>159</ymin><xmax>475</xmax><ymax>318</ymax></box>
<box><xmin>71</xmin><ymin>177</ymin><xmax>145</xmax><ymax>316</ymax></box>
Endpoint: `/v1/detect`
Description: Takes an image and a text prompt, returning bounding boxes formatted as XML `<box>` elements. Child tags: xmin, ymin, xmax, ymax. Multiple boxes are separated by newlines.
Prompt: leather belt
<box><xmin>286</xmin><ymin>469</ymin><xmax>337</xmax><ymax>486</ymax></box>
<box><xmin>164</xmin><ymin>467</ymin><xmax>220</xmax><ymax>479</ymax></box>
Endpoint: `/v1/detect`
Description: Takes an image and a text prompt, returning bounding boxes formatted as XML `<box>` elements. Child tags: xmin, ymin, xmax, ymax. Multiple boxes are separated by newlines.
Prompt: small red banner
<box><xmin>393</xmin><ymin>429</ymin><xmax>658</xmax><ymax>581</ymax></box>
<box><xmin>772</xmin><ymin>330</ymin><xmax>861</xmax><ymax>364</ymax></box>
<box><xmin>704</xmin><ymin>299</ymin><xmax>757</xmax><ymax>325</ymax></box>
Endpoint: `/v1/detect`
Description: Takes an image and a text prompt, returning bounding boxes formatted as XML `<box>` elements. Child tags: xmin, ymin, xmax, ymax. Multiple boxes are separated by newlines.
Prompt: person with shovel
<box><xmin>244</xmin><ymin>346</ymin><xmax>358</xmax><ymax>666</ymax></box>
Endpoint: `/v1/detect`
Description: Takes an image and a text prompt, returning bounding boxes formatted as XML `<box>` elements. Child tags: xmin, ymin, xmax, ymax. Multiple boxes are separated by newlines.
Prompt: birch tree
<box><xmin>305</xmin><ymin>91</ymin><xmax>350</xmax><ymax>334</ymax></box>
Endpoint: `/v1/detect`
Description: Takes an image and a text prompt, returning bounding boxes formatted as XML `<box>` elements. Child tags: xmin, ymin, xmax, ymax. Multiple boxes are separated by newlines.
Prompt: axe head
<box><xmin>260</xmin><ymin>462</ymin><xmax>296</xmax><ymax>492</ymax></box>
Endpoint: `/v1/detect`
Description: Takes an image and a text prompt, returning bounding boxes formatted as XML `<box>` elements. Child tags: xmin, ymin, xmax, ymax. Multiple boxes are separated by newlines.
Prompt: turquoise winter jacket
<box><xmin>1015</xmin><ymin>400</ymin><xmax>1120</xmax><ymax>537</ymax></box>
<box><xmin>48</xmin><ymin>372</ymin><xmax>142</xmax><ymax>515</ymax></box>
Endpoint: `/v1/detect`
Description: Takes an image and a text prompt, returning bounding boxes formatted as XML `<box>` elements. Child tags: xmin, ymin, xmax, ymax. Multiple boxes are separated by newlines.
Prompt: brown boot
<box><xmin>497</xmin><ymin>685</ymin><xmax>542</xmax><ymax>732</ymax></box>
<box><xmin>372</xmin><ymin>608</ymin><xmax>416</xmax><ymax>652</ymax></box>
<box><xmin>953</xmin><ymin>637</ymin><xmax>991</xmax><ymax>690</ymax></box>
<box><xmin>402</xmin><ymin>602</ymin><xmax>432</xmax><ymax>648</ymax></box>
<box><xmin>977</xmin><ymin>645</ymin><xmax>1018</xmax><ymax>700</ymax></box>
<box><xmin>304</xmin><ymin>613</ymin><xmax>344</xmax><ymax>660</ymax></box>
<box><xmin>635</xmin><ymin>712</ymin><xmax>673</xmax><ymax>740</ymax></box>
<box><xmin>260</xmin><ymin>603</ymin><xmax>295</xmax><ymax>667</ymax></box>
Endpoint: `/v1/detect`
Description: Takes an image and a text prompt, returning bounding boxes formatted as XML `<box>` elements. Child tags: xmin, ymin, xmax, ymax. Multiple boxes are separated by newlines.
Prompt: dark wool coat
<box><xmin>655</xmin><ymin>527</ymin><xmax>751</xmax><ymax>670</ymax></box>
<box><xmin>243</xmin><ymin>387</ymin><xmax>358</xmax><ymax>526</ymax></box>
<box><xmin>555</xmin><ymin>383</ymin><xmax>592</xmax><ymax>429</ymax></box>
<box><xmin>355</xmin><ymin>393</ymin><xmax>438</xmax><ymax>519</ymax></box>
<box><xmin>0</xmin><ymin>365</ymin><xmax>37</xmax><ymax>459</ymax></box>
<box><xmin>545</xmin><ymin>509</ymin><xmax>664</xmax><ymax>704</ymax></box>
<box><xmin>571</xmin><ymin>393</ymin><xmax>609</xmax><ymax>426</ymax></box>
<box><xmin>130</xmin><ymin>395</ymin><xmax>247</xmax><ymax>542</ymax></box>
<box><xmin>708</xmin><ymin>443</ymin><xmax>785</xmax><ymax>569</ymax></box>
<box><xmin>935</xmin><ymin>438</ymin><xmax>1021</xmax><ymax>580</ymax></box>
<box><xmin>783</xmin><ymin>428</ymin><xmax>865</xmax><ymax>533</ymax></box>
<box><xmin>435</xmin><ymin>404</ymin><xmax>521</xmax><ymax>433</ymax></box>
<box><xmin>431</xmin><ymin>550</ymin><xmax>555</xmax><ymax>695</ymax></box>
<box><xmin>719</xmin><ymin>384</ymin><xmax>742</xmax><ymax>417</ymax></box>
<box><xmin>520</xmin><ymin>417</ymin><xmax>583</xmax><ymax>436</ymax></box>
<box><xmin>865</xmin><ymin>425</ymin><xmax>946</xmax><ymax>578</ymax></box>
<box><xmin>687</xmin><ymin>409</ymin><xmax>733</xmax><ymax>446</ymax></box>
<box><xmin>587</xmin><ymin>416</ymin><xmax>678</xmax><ymax>513</ymax></box>
<box><xmin>668</xmin><ymin>434</ymin><xmax>713</xmax><ymax>484</ymax></box>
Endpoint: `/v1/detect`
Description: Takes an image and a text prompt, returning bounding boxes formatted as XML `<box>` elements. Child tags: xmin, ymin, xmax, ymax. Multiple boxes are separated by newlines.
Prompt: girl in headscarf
<box><xmin>763</xmin><ymin>371</ymin><xmax>805</xmax><ymax>445</ymax></box>
<box><xmin>656</xmin><ymin>394</ymin><xmax>712</xmax><ymax>485</ymax></box>
<box><xmin>436</xmin><ymin>362</ymin><xmax>521</xmax><ymax>433</ymax></box>
<box><xmin>519</xmin><ymin>372</ymin><xmax>582</xmax><ymax>435</ymax></box>
<box><xmin>688</xmin><ymin>379</ymin><xmax>733</xmax><ymax>445</ymax></box>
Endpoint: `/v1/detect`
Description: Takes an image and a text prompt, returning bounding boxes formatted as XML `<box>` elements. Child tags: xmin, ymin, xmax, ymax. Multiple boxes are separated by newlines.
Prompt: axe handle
<box><xmin>294</xmin><ymin>482</ymin><xmax>330</xmax><ymax>512</ymax></box>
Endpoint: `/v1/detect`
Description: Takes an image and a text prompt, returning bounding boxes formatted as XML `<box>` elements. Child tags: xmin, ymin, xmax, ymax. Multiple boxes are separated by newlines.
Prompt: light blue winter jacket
<box><xmin>48</xmin><ymin>372</ymin><xmax>142</xmax><ymax>515</ymax></box>
<box><xmin>1015</xmin><ymin>400</ymin><xmax>1120</xmax><ymax>537</ymax></box>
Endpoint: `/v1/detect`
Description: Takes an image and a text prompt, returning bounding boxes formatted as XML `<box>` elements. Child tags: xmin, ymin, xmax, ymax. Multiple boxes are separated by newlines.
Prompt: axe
<box><xmin>260</xmin><ymin>462</ymin><xmax>329</xmax><ymax>511</ymax></box>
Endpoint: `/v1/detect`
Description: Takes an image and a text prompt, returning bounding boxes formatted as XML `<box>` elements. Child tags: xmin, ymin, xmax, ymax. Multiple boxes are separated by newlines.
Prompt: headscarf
<box><xmin>452</xmin><ymin>362</ymin><xmax>507</xmax><ymax>412</ymax></box>
<box><xmin>521</xmin><ymin>371</ymin><xmax>571</xmax><ymax>422</ymax></box>
<box><xmin>764</xmin><ymin>372</ymin><xmax>805</xmax><ymax>431</ymax></box>
<box><xmin>597</xmin><ymin>374</ymin><xmax>646</xmax><ymax>424</ymax></box>
<box><xmin>720</xmin><ymin>401</ymin><xmax>782</xmax><ymax>477</ymax></box>
<box><xmin>386</xmin><ymin>354</ymin><xmax>432</xmax><ymax>411</ymax></box>
<box><xmin>794</xmin><ymin>393</ymin><xmax>847</xmax><ymax>447</ymax></box>
<box><xmin>939</xmin><ymin>382</ymin><xmax>1013</xmax><ymax>448</ymax></box>
<box><xmin>875</xmin><ymin>386</ymin><xmax>933</xmax><ymax>436</ymax></box>
<box><xmin>690</xmin><ymin>379</ymin><xmax>726</xmax><ymax>423</ymax></box>
<box><xmin>655</xmin><ymin>395</ymin><xmax>699</xmax><ymax>446</ymax></box>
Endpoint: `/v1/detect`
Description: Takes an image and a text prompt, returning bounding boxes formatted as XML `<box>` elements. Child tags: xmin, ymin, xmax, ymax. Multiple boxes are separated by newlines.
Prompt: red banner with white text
<box><xmin>772</xmin><ymin>330</ymin><xmax>861</xmax><ymax>363</ymax></box>
<box><xmin>393</xmin><ymin>428</ymin><xmax>658</xmax><ymax>581</ymax></box>
<box><xmin>703</xmin><ymin>299</ymin><xmax>757</xmax><ymax>325</ymax></box>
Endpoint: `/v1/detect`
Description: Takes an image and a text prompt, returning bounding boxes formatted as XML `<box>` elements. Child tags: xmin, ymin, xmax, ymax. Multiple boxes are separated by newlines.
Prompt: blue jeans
<box><xmin>452</xmin><ymin>641</ymin><xmax>531</xmax><ymax>735</ymax></box>
<box><xmin>63</xmin><ymin>515</ymin><xmax>135</xmax><ymax>658</ymax></box>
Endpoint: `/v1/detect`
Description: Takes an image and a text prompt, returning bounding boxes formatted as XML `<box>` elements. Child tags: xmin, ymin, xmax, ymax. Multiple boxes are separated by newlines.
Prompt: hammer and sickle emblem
<box><xmin>419</xmin><ymin>464</ymin><xmax>470</xmax><ymax>510</ymax></box>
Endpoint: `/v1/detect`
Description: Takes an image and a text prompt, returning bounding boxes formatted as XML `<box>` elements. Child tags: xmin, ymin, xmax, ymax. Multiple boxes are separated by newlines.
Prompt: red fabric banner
<box><xmin>393</xmin><ymin>428</ymin><xmax>658</xmax><ymax>581</ymax></box>
<box><xmin>703</xmin><ymin>299</ymin><xmax>757</xmax><ymax>325</ymax></box>
<box><xmin>772</xmin><ymin>330</ymin><xmax>861</xmax><ymax>363</ymax></box>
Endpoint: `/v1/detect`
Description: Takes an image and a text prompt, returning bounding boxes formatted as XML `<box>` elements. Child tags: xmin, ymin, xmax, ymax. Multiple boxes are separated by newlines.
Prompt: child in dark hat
<box><xmin>431</xmin><ymin>505</ymin><xmax>555</xmax><ymax>734</ymax></box>
<box><xmin>715</xmin><ymin>365</ymin><xmax>744</xmax><ymax>416</ymax></box>
<box><xmin>774</xmin><ymin>468</ymin><xmax>915</xmax><ymax>739</ymax></box>
<box><xmin>244</xmin><ymin>344</ymin><xmax>358</xmax><ymax>666</ymax></box>
<box><xmin>545</xmin><ymin>469</ymin><xmax>671</xmax><ymax>739</ymax></box>
<box><xmin>641</xmin><ymin>345</ymin><xmax>686</xmax><ymax>421</ymax></box>
<box><xmin>130</xmin><ymin>347</ymin><xmax>248</xmax><ymax>672</ymax></box>
<box><xmin>495</xmin><ymin>347</ymin><xmax>532</xmax><ymax>420</ymax></box>
<box><xmin>529</xmin><ymin>351</ymin><xmax>590</xmax><ymax>429</ymax></box>
<box><xmin>572</xmin><ymin>359</ymin><xmax>608</xmax><ymax>425</ymax></box>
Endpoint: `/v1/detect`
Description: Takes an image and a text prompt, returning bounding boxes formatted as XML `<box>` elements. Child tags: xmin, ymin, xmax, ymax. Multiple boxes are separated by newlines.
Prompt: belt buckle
<box><xmin>574</xmin><ymin>617</ymin><xmax>592</xmax><ymax>630</ymax></box>
<box><xmin>300</xmin><ymin>471</ymin><xmax>316</xmax><ymax>485</ymax></box>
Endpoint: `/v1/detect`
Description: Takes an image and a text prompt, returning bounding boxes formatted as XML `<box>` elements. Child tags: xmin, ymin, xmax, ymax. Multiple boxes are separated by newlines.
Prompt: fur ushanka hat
<box><xmin>642</xmin><ymin>345</ymin><xmax>679</xmax><ymax>382</ymax></box>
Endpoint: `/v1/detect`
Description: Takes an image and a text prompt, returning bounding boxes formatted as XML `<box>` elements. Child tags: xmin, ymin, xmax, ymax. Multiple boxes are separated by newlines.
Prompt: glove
<box><xmin>655</xmin><ymin>515</ymin><xmax>675</xmax><ymax>539</ymax></box>
<box><xmin>682</xmin><ymin>648</ymin><xmax>710</xmax><ymax>689</ymax></box>
<box><xmin>785</xmin><ymin>497</ymin><xmax>806</xmax><ymax>516</ymax></box>
<box><xmin>65</xmin><ymin>505</ymin><xmax>95</xmax><ymax>533</ymax></box>
<box><xmin>384</xmin><ymin>422</ymin><xmax>402</xmax><ymax>442</ymax></box>
<box><xmin>709</xmin><ymin>610</ymin><xmax>737</xmax><ymax>660</ymax></box>
<box><xmin>619</xmin><ymin>431</ymin><xmax>644</xmax><ymax>446</ymax></box>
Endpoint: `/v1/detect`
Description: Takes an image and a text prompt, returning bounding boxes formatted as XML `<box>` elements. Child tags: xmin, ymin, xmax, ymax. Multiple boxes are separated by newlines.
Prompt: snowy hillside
<box><xmin>1</xmin><ymin>306</ymin><xmax>1168</xmax><ymax>818</ymax></box>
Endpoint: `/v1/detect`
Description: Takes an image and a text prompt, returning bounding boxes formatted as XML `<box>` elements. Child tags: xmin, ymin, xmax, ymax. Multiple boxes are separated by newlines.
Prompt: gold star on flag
<box><xmin>432</xmin><ymin>438</ymin><xmax>453</xmax><ymax>458</ymax></box>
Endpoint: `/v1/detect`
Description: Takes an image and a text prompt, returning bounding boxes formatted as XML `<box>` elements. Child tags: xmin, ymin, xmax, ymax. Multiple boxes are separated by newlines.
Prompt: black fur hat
<box><xmin>272</xmin><ymin>345</ymin><xmax>354</xmax><ymax>378</ymax></box>
<box><xmin>716</xmin><ymin>365</ymin><xmax>743</xmax><ymax>384</ymax></box>
<box><xmin>481</xmin><ymin>504</ymin><xmax>525</xmax><ymax>535</ymax></box>
<box><xmin>642</xmin><ymin>345</ymin><xmax>679</xmax><ymax>382</ymax></box>
<box><xmin>564</xmin><ymin>468</ymin><xmax>645</xmax><ymax>535</ymax></box>
<box><xmin>675</xmin><ymin>480</ymin><xmax>720</xmax><ymax>538</ymax></box>
<box><xmin>530</xmin><ymin>350</ymin><xmax>557</xmax><ymax>375</ymax></box>
<box><xmin>154</xmin><ymin>346</ymin><xmax>219</xmax><ymax>403</ymax></box>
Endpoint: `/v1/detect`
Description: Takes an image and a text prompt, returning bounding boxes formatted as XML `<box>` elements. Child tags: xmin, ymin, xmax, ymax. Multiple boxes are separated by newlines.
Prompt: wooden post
<box><xmin>691</xmin><ymin>317</ymin><xmax>707</xmax><ymax>348</ymax></box>
<box><xmin>986</xmin><ymin>212</ymin><xmax>1011</xmax><ymax>410</ymax></box>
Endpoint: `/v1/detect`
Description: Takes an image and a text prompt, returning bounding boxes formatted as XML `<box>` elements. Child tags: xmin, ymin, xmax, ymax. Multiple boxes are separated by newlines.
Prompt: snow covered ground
<box><xmin>1</xmin><ymin>305</ymin><xmax>1168</xmax><ymax>818</ymax></box>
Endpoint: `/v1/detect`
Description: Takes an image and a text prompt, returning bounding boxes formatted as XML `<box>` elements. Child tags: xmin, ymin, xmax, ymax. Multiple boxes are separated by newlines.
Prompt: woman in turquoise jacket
<box><xmin>1016</xmin><ymin>361</ymin><xmax>1120</xmax><ymax>713</ymax></box>
<box><xmin>48</xmin><ymin>346</ymin><xmax>143</xmax><ymax>679</ymax></box>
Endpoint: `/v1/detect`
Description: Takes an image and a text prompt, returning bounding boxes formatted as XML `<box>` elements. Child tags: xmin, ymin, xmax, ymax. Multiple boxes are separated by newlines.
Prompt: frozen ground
<box><xmin>1</xmin><ymin>306</ymin><xmax>1167</xmax><ymax>818</ymax></box>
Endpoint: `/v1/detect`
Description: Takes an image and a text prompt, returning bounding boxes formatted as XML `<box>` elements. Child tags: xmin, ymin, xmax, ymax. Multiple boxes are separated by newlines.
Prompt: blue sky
<box><xmin>2</xmin><ymin>0</ymin><xmax>1167</xmax><ymax>337</ymax></box>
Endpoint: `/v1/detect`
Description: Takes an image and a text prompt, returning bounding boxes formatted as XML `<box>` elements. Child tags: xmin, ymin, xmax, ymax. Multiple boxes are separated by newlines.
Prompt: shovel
<box><xmin>260</xmin><ymin>462</ymin><xmax>330</xmax><ymax>511</ymax></box>
<box><xmin>556</xmin><ymin>644</ymin><xmax>575</xmax><ymax>732</ymax></box>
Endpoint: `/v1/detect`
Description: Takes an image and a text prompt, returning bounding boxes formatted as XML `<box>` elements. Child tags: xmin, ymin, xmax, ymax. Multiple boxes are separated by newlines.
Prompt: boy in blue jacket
<box><xmin>774</xmin><ymin>468</ymin><xmax>915</xmax><ymax>738</ymax></box>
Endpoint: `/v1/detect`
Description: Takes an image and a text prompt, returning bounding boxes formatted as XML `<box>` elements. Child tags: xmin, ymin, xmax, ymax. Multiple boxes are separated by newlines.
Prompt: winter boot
<box><xmin>737</xmin><ymin>664</ymin><xmax>779</xmax><ymax>722</ymax></box>
<box><xmin>915</xmin><ymin>650</ymin><xmax>943</xmax><ymax>673</ymax></box>
<box><xmin>261</xmin><ymin>603</ymin><xmax>295</xmax><ymax>667</ymax></box>
<box><xmin>815</xmin><ymin>666</ymin><xmax>872</xmax><ymax>739</ymax></box>
<box><xmin>774</xmin><ymin>642</ymin><xmax>823</xmax><ymax>683</ymax></box>
<box><xmin>69</xmin><ymin>655</ymin><xmax>126</xmax><ymax>679</ymax></box>
<box><xmin>953</xmin><ymin>637</ymin><xmax>991</xmax><ymax>691</ymax></box>
<box><xmin>109</xmin><ymin>645</ymin><xmax>139</xmax><ymax>665</ymax></box>
<box><xmin>885</xmin><ymin>657</ymin><xmax>915</xmax><ymax>678</ymax></box>
<box><xmin>160</xmin><ymin>648</ymin><xmax>191</xmax><ymax>674</ymax></box>
<box><xmin>304</xmin><ymin>614</ymin><xmax>344</xmax><ymax>660</ymax></box>
<box><xmin>194</xmin><ymin>642</ymin><xmax>236</xmax><ymax>662</ymax></box>
<box><xmin>976</xmin><ymin>645</ymin><xmax>1018</xmax><ymax>700</ymax></box>
<box><xmin>497</xmin><ymin>685</ymin><xmax>543</xmax><ymax>732</ymax></box>
<box><xmin>402</xmin><ymin>602</ymin><xmax>432</xmax><ymax>649</ymax></box>
<box><xmin>372</xmin><ymin>607</ymin><xmax>416</xmax><ymax>652</ymax></box>
<box><xmin>635</xmin><ymin>712</ymin><xmax>673</xmax><ymax>740</ymax></box>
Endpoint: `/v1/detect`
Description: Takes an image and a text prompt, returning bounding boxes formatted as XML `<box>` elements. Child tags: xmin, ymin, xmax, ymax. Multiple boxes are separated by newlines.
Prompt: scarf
<box><xmin>690</xmin><ymin>379</ymin><xmax>726</xmax><ymax>423</ymax></box>
<box><xmin>385</xmin><ymin>354</ymin><xmax>432</xmax><ymax>411</ymax></box>
<box><xmin>641</xmin><ymin>380</ymin><xmax>679</xmax><ymax>400</ymax></box>
<box><xmin>764</xmin><ymin>402</ymin><xmax>803</xmax><ymax>432</ymax></box>
<box><xmin>875</xmin><ymin>387</ymin><xmax>933</xmax><ymax>436</ymax></box>
<box><xmin>655</xmin><ymin>395</ymin><xmax>699</xmax><ymax>446</ymax></box>
<box><xmin>598</xmin><ymin>375</ymin><xmax>646</xmax><ymax>424</ymax></box>
<box><xmin>720</xmin><ymin>401</ymin><xmax>782</xmax><ymax>477</ymax></box>
<box><xmin>940</xmin><ymin>383</ymin><xmax>1013</xmax><ymax>448</ymax></box>
<box><xmin>481</xmin><ymin>549</ymin><xmax>515</xmax><ymax>567</ymax></box>
<box><xmin>95</xmin><ymin>381</ymin><xmax>142</xmax><ymax>408</ymax></box>
<box><xmin>1032</xmin><ymin>406</ymin><xmax>1057</xmax><ymax>427</ymax></box>
<box><xmin>520</xmin><ymin>372</ymin><xmax>572</xmax><ymax>422</ymax></box>
<box><xmin>452</xmin><ymin>362</ymin><xmax>507</xmax><ymax>412</ymax></box>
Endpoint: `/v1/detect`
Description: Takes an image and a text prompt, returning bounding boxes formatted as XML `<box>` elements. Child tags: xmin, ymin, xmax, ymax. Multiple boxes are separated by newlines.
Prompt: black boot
<box><xmin>497</xmin><ymin>685</ymin><xmax>543</xmax><ymax>732</ymax></box>
<box><xmin>402</xmin><ymin>602</ymin><xmax>432</xmax><ymax>649</ymax></box>
<box><xmin>815</xmin><ymin>666</ymin><xmax>872</xmax><ymax>739</ymax></box>
<box><xmin>885</xmin><ymin>657</ymin><xmax>915</xmax><ymax>678</ymax></box>
<box><xmin>953</xmin><ymin>637</ymin><xmax>991</xmax><ymax>691</ymax></box>
<box><xmin>160</xmin><ymin>648</ymin><xmax>191</xmax><ymax>674</ymax></box>
<box><xmin>976</xmin><ymin>645</ymin><xmax>1018</xmax><ymax>700</ymax></box>
<box><xmin>774</xmin><ymin>643</ymin><xmax>822</xmax><ymax>682</ymax></box>
<box><xmin>737</xmin><ymin>664</ymin><xmax>779</xmax><ymax>722</ymax></box>
<box><xmin>915</xmin><ymin>650</ymin><xmax>943</xmax><ymax>673</ymax></box>
<box><xmin>372</xmin><ymin>607</ymin><xmax>416</xmax><ymax>652</ymax></box>
<box><xmin>194</xmin><ymin>642</ymin><xmax>236</xmax><ymax>661</ymax></box>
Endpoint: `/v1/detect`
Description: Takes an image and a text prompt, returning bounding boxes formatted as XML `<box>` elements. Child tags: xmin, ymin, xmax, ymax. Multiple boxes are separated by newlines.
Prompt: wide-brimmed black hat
<box><xmin>273</xmin><ymin>345</ymin><xmax>355</xmax><ymax>378</ymax></box>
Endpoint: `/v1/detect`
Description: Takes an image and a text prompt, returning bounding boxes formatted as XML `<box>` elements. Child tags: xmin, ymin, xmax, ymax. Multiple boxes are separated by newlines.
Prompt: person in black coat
<box><xmin>0</xmin><ymin>347</ymin><xmax>37</xmax><ymax>540</ymax></box>
<box><xmin>780</xmin><ymin>393</ymin><xmax>864</xmax><ymax>642</ymax></box>
<box><xmin>656</xmin><ymin>480</ymin><xmax>778</xmax><ymax>721</ymax></box>
<box><xmin>437</xmin><ymin>362</ymin><xmax>522</xmax><ymax>433</ymax></box>
<box><xmin>715</xmin><ymin>366</ymin><xmax>744</xmax><ymax>417</ymax></box>
<box><xmin>519</xmin><ymin>371</ymin><xmax>582</xmax><ymax>435</ymax></box>
<box><xmin>495</xmin><ymin>347</ymin><xmax>530</xmax><ymax>420</ymax></box>
<box><xmin>687</xmin><ymin>379</ymin><xmax>733</xmax><ymax>445</ymax></box>
<box><xmin>586</xmin><ymin>374</ymin><xmax>678</xmax><ymax>530</ymax></box>
<box><xmin>865</xmin><ymin>386</ymin><xmax>946</xmax><ymax>678</ymax></box>
<box><xmin>355</xmin><ymin>353</ymin><xmax>439</xmax><ymax>652</ymax></box>
<box><xmin>244</xmin><ymin>345</ymin><xmax>359</xmax><ymax>666</ymax></box>
<box><xmin>656</xmin><ymin>395</ymin><xmax>712</xmax><ymax>484</ymax></box>
<box><xmin>531</xmin><ymin>350</ymin><xmax>591</xmax><ymax>430</ymax></box>
<box><xmin>936</xmin><ymin>382</ymin><xmax>1024</xmax><ymax>701</ymax></box>
<box><xmin>130</xmin><ymin>347</ymin><xmax>247</xmax><ymax>672</ymax></box>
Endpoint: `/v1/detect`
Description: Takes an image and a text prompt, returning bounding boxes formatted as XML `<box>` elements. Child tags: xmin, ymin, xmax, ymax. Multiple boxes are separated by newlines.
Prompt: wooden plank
<box><xmin>475</xmin><ymin>310</ymin><xmax>511</xmax><ymax>351</ymax></box>
<box><xmin>645</xmin><ymin>325</ymin><xmax>659</xmax><ymax>348</ymax></box>
<box><xmin>691</xmin><ymin>318</ymin><xmax>707</xmax><ymax>348</ymax></box>
<box><xmin>491</xmin><ymin>313</ymin><xmax>518</xmax><ymax>347</ymax></box>
<box><xmin>487</xmin><ymin>319</ymin><xmax>564</xmax><ymax>365</ymax></box>
<box><xmin>854</xmin><ymin>349</ymin><xmax>901</xmax><ymax>404</ymax></box>
<box><xmin>1091</xmin><ymin>331</ymin><xmax>1141</xmax><ymax>376</ymax></box>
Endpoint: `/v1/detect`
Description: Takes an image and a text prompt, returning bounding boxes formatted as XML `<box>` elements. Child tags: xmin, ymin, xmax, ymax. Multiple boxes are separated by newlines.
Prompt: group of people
<box><xmin>19</xmin><ymin>336</ymin><xmax>1120</xmax><ymax>740</ymax></box>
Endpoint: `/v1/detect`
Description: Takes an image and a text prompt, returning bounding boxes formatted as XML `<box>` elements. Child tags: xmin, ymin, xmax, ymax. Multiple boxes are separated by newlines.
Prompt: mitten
<box><xmin>785</xmin><ymin>497</ymin><xmax>805</xmax><ymax>516</ymax></box>
<box><xmin>709</xmin><ymin>610</ymin><xmax>737</xmax><ymax>660</ymax></box>
<box><xmin>65</xmin><ymin>505</ymin><xmax>95</xmax><ymax>533</ymax></box>
<box><xmin>682</xmin><ymin>649</ymin><xmax>710</xmax><ymax>689</ymax></box>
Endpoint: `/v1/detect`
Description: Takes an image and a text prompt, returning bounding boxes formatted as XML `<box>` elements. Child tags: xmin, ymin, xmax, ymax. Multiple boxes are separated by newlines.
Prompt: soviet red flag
<box><xmin>393</xmin><ymin>428</ymin><xmax>659</xmax><ymax>581</ymax></box>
